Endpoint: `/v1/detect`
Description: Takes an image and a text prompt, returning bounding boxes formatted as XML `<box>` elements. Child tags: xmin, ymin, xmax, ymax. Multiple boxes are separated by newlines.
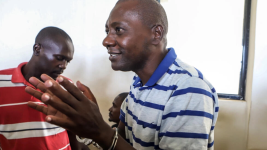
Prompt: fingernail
<box><xmin>43</xmin><ymin>94</ymin><xmax>50</xmax><ymax>101</ymax></box>
<box><xmin>57</xmin><ymin>76</ymin><xmax>64</xmax><ymax>82</ymax></box>
<box><xmin>45</xmin><ymin>80</ymin><xmax>53</xmax><ymax>87</ymax></box>
<box><xmin>46</xmin><ymin>116</ymin><xmax>51</xmax><ymax>122</ymax></box>
<box><xmin>29</xmin><ymin>77</ymin><xmax>34</xmax><ymax>83</ymax></box>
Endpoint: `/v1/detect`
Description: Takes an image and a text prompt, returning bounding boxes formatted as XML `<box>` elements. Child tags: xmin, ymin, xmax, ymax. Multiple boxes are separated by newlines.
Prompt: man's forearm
<box><xmin>114</xmin><ymin>135</ymin><xmax>135</xmax><ymax>150</ymax></box>
<box><xmin>117</xmin><ymin>121</ymin><xmax>126</xmax><ymax>140</ymax></box>
<box><xmin>93</xmin><ymin>124</ymin><xmax>134</xmax><ymax>150</ymax></box>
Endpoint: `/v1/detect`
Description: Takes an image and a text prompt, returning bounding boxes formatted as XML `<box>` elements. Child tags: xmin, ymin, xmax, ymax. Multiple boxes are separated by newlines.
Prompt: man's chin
<box><xmin>111</xmin><ymin>64</ymin><xmax>120</xmax><ymax>71</ymax></box>
<box><xmin>111</xmin><ymin>64</ymin><xmax>131</xmax><ymax>72</ymax></box>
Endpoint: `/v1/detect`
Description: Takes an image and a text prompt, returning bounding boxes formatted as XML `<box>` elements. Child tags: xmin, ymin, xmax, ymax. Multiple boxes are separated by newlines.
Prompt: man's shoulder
<box><xmin>171</xmin><ymin>58</ymin><xmax>199</xmax><ymax>78</ymax></box>
<box><xmin>0</xmin><ymin>62</ymin><xmax>27</xmax><ymax>76</ymax></box>
<box><xmin>163</xmin><ymin>58</ymin><xmax>202</xmax><ymax>88</ymax></box>
<box><xmin>171</xmin><ymin>58</ymin><xmax>215</xmax><ymax>90</ymax></box>
<box><xmin>0</xmin><ymin>68</ymin><xmax>16</xmax><ymax>82</ymax></box>
<box><xmin>0</xmin><ymin>68</ymin><xmax>16</xmax><ymax>75</ymax></box>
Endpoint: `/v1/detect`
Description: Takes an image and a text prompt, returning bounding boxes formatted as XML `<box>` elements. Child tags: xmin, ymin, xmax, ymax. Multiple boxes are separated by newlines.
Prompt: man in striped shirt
<box><xmin>25</xmin><ymin>0</ymin><xmax>219</xmax><ymax>150</ymax></box>
<box><xmin>119</xmin><ymin>48</ymin><xmax>219</xmax><ymax>149</ymax></box>
<box><xmin>0</xmin><ymin>27</ymin><xmax>89</xmax><ymax>150</ymax></box>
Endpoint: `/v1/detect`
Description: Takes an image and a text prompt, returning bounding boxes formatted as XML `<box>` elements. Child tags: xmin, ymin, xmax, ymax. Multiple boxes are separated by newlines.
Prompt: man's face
<box><xmin>103</xmin><ymin>1</ymin><xmax>152</xmax><ymax>71</ymax></box>
<box><xmin>37</xmin><ymin>36</ymin><xmax>74</xmax><ymax>80</ymax></box>
<box><xmin>109</xmin><ymin>96</ymin><xmax>123</xmax><ymax>123</ymax></box>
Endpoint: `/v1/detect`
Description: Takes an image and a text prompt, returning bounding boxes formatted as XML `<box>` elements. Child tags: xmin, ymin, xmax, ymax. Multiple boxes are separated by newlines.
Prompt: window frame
<box><xmin>159</xmin><ymin>0</ymin><xmax>251</xmax><ymax>100</ymax></box>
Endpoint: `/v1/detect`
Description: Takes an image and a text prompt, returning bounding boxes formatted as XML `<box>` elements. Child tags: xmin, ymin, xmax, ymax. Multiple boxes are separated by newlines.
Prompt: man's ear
<box><xmin>151</xmin><ymin>25</ymin><xmax>164</xmax><ymax>45</ymax></box>
<box><xmin>33</xmin><ymin>43</ymin><xmax>41</xmax><ymax>56</ymax></box>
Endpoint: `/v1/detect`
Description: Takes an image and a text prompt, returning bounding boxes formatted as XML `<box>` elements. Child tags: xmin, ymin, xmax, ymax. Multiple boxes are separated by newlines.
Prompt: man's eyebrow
<box><xmin>54</xmin><ymin>54</ymin><xmax>72</xmax><ymax>61</ymax></box>
<box><xmin>106</xmin><ymin>22</ymin><xmax>126</xmax><ymax>28</ymax></box>
<box><xmin>111</xmin><ymin>22</ymin><xmax>122</xmax><ymax>26</ymax></box>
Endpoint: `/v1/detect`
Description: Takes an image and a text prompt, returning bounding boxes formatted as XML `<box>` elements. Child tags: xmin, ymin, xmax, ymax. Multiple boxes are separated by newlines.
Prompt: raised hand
<box><xmin>76</xmin><ymin>80</ymin><xmax>98</xmax><ymax>105</ymax></box>
<box><xmin>25</xmin><ymin>74</ymin><xmax>114</xmax><ymax>148</ymax></box>
<box><xmin>26</xmin><ymin>77</ymin><xmax>68</xmax><ymax>122</ymax></box>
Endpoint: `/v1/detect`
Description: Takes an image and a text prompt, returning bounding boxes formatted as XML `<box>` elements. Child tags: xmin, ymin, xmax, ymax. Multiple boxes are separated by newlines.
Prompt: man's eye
<box><xmin>115</xmin><ymin>27</ymin><xmax>123</xmax><ymax>33</ymax></box>
<box><xmin>56</xmin><ymin>56</ymin><xmax>64</xmax><ymax>61</ymax></box>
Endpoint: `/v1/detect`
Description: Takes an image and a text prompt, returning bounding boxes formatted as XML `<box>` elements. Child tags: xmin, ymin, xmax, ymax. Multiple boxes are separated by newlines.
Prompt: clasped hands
<box><xmin>25</xmin><ymin>74</ymin><xmax>114</xmax><ymax>147</ymax></box>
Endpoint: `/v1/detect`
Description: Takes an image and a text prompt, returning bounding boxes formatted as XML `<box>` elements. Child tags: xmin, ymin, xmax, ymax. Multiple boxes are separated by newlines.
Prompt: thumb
<box><xmin>76</xmin><ymin>81</ymin><xmax>98</xmax><ymax>105</ymax></box>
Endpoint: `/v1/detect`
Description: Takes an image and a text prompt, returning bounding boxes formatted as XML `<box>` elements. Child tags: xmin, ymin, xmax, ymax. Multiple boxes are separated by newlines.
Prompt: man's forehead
<box><xmin>114</xmin><ymin>96</ymin><xmax>123</xmax><ymax>104</ymax></box>
<box><xmin>43</xmin><ymin>36</ymin><xmax>71</xmax><ymax>47</ymax></box>
<box><xmin>43</xmin><ymin>39</ymin><xmax>73</xmax><ymax>55</ymax></box>
<box><xmin>106</xmin><ymin>1</ymin><xmax>140</xmax><ymax>26</ymax></box>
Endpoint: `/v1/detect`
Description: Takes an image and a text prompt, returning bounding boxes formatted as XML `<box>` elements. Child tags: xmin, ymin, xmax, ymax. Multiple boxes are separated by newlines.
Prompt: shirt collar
<box><xmin>133</xmin><ymin>76</ymin><xmax>141</xmax><ymax>86</ymax></box>
<box><xmin>133</xmin><ymin>48</ymin><xmax>177</xmax><ymax>87</ymax></box>
<box><xmin>11</xmin><ymin>62</ymin><xmax>33</xmax><ymax>87</ymax></box>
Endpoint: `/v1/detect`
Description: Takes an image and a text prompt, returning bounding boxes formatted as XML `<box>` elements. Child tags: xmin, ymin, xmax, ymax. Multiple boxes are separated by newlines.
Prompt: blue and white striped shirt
<box><xmin>120</xmin><ymin>48</ymin><xmax>219</xmax><ymax>150</ymax></box>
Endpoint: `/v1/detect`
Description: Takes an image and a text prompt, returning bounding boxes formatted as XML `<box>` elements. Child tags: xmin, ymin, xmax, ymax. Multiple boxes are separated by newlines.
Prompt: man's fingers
<box><xmin>41</xmin><ymin>93</ymin><xmax>77</xmax><ymax>118</ymax></box>
<box><xmin>56</xmin><ymin>76</ymin><xmax>90</xmax><ymax>103</ymax></box>
<box><xmin>56</xmin><ymin>76</ymin><xmax>83</xmax><ymax>101</ymax></box>
<box><xmin>28</xmin><ymin>77</ymin><xmax>43</xmax><ymax>87</ymax></box>
<box><xmin>45</xmin><ymin>115</ymin><xmax>75</xmax><ymax>131</ymax></box>
<box><xmin>76</xmin><ymin>81</ymin><xmax>98</xmax><ymax>105</ymax></box>
<box><xmin>28</xmin><ymin>77</ymin><xmax>52</xmax><ymax>95</ymax></box>
<box><xmin>27</xmin><ymin>101</ymin><xmax>48</xmax><ymax>115</ymax></box>
<box><xmin>41</xmin><ymin>74</ymin><xmax>55</xmax><ymax>82</ymax></box>
<box><xmin>25</xmin><ymin>86</ymin><xmax>43</xmax><ymax>100</ymax></box>
<box><xmin>41</xmin><ymin>77</ymin><xmax>81</xmax><ymax>110</ymax></box>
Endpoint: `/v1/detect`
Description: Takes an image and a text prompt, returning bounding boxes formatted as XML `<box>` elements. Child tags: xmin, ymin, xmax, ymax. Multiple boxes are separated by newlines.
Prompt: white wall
<box><xmin>247</xmin><ymin>0</ymin><xmax>267</xmax><ymax>149</ymax></box>
<box><xmin>215</xmin><ymin>0</ymin><xmax>267</xmax><ymax>149</ymax></box>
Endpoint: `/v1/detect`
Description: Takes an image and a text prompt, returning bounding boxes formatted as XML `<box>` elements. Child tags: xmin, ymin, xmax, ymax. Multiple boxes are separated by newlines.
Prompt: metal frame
<box><xmin>159</xmin><ymin>0</ymin><xmax>251</xmax><ymax>100</ymax></box>
<box><xmin>218</xmin><ymin>0</ymin><xmax>251</xmax><ymax>100</ymax></box>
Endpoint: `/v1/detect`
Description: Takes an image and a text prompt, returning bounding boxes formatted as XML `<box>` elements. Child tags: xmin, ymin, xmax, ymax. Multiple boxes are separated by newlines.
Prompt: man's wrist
<box><xmin>94</xmin><ymin>123</ymin><xmax>115</xmax><ymax>149</ymax></box>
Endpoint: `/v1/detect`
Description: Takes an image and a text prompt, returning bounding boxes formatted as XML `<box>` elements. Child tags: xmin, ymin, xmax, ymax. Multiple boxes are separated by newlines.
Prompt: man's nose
<box><xmin>102</xmin><ymin>34</ymin><xmax>116</xmax><ymax>48</ymax></box>
<box><xmin>59</xmin><ymin>60</ymin><xmax>67</xmax><ymax>69</ymax></box>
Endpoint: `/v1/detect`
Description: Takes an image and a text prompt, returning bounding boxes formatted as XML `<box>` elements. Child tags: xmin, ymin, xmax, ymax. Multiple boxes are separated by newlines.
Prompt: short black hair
<box><xmin>118</xmin><ymin>92</ymin><xmax>129</xmax><ymax>102</ymax></box>
<box><xmin>35</xmin><ymin>26</ymin><xmax>72</xmax><ymax>44</ymax></box>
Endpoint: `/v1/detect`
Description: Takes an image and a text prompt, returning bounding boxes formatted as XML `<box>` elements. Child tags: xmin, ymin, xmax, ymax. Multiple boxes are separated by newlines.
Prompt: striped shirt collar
<box><xmin>11</xmin><ymin>62</ymin><xmax>33</xmax><ymax>87</ymax></box>
<box><xmin>133</xmin><ymin>47</ymin><xmax>177</xmax><ymax>87</ymax></box>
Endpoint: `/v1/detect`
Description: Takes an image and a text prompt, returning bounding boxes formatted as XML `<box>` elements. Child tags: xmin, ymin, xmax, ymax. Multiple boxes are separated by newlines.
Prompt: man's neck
<box><xmin>22</xmin><ymin>61</ymin><xmax>40</xmax><ymax>82</ymax></box>
<box><xmin>134</xmin><ymin>49</ymin><xmax>168</xmax><ymax>86</ymax></box>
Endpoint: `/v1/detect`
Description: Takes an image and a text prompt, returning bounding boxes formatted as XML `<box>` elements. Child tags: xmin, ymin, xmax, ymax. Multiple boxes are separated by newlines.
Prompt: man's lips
<box><xmin>108</xmin><ymin>51</ymin><xmax>121</xmax><ymax>55</ymax></box>
<box><xmin>109</xmin><ymin>52</ymin><xmax>121</xmax><ymax>61</ymax></box>
<box><xmin>110</xmin><ymin>54</ymin><xmax>119</xmax><ymax>57</ymax></box>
